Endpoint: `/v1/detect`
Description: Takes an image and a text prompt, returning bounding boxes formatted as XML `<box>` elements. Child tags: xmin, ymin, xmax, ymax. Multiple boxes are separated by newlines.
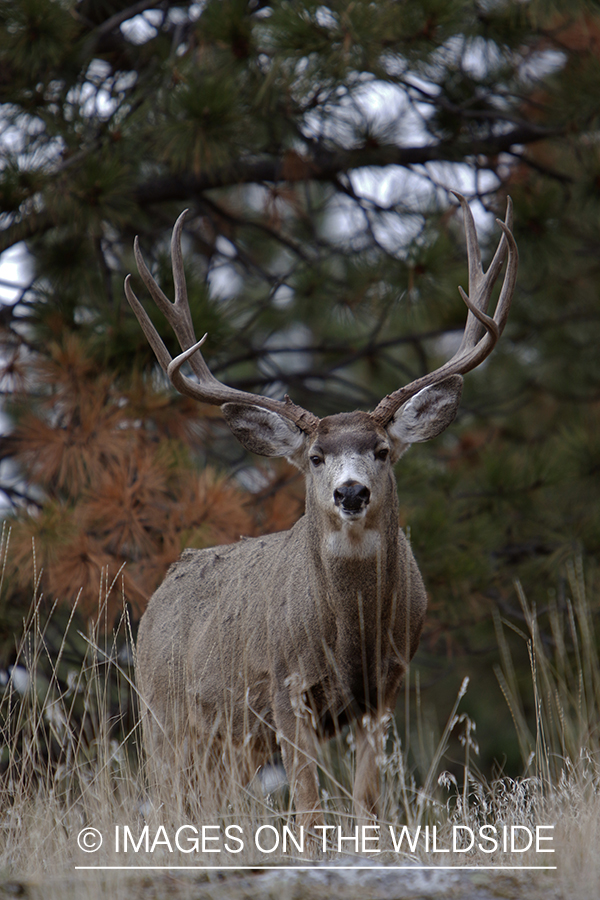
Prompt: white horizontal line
<box><xmin>75</xmin><ymin>865</ymin><xmax>557</xmax><ymax>871</ymax></box>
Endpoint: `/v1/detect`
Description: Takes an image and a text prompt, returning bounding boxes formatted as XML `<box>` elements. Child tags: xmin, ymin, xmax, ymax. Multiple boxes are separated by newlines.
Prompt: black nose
<box><xmin>333</xmin><ymin>482</ymin><xmax>370</xmax><ymax>511</ymax></box>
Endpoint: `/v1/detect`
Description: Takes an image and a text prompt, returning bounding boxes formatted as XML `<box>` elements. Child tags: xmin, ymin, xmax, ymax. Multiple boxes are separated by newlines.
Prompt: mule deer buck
<box><xmin>126</xmin><ymin>194</ymin><xmax>517</xmax><ymax>829</ymax></box>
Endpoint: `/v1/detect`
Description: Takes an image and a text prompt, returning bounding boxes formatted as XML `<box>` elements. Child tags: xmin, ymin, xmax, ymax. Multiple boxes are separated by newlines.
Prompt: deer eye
<box><xmin>310</xmin><ymin>455</ymin><xmax>323</xmax><ymax>467</ymax></box>
<box><xmin>375</xmin><ymin>447</ymin><xmax>389</xmax><ymax>461</ymax></box>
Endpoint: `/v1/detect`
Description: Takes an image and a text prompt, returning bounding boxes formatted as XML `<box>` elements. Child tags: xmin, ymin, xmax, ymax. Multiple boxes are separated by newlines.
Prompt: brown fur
<box><xmin>137</xmin><ymin>411</ymin><xmax>428</xmax><ymax>828</ymax></box>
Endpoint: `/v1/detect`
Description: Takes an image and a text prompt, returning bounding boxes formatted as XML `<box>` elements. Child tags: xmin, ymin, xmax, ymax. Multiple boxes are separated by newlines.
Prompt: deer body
<box><xmin>137</xmin><ymin>409</ymin><xmax>431</xmax><ymax>822</ymax></box>
<box><xmin>127</xmin><ymin>196</ymin><xmax>517</xmax><ymax>826</ymax></box>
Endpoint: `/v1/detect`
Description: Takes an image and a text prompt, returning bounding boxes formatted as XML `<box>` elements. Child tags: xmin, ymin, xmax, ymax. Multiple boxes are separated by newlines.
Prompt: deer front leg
<box><xmin>353</xmin><ymin>711</ymin><xmax>391</xmax><ymax>823</ymax></box>
<box><xmin>273</xmin><ymin>676</ymin><xmax>324</xmax><ymax>832</ymax></box>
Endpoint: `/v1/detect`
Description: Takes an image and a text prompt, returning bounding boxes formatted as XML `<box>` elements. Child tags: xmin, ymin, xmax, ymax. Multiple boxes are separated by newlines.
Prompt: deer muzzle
<box><xmin>333</xmin><ymin>482</ymin><xmax>371</xmax><ymax>514</ymax></box>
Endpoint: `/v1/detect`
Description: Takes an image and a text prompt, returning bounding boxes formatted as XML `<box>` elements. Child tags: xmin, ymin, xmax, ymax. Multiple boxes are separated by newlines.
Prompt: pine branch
<box><xmin>132</xmin><ymin>124</ymin><xmax>563</xmax><ymax>207</ymax></box>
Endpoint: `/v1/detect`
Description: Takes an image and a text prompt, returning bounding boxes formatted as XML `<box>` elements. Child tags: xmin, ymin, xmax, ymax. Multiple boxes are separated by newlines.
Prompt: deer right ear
<box><xmin>386</xmin><ymin>375</ymin><xmax>463</xmax><ymax>461</ymax></box>
<box><xmin>222</xmin><ymin>403</ymin><xmax>306</xmax><ymax>461</ymax></box>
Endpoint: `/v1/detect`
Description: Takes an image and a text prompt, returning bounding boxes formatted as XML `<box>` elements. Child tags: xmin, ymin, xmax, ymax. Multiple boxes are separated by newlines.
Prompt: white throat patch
<box><xmin>326</xmin><ymin>527</ymin><xmax>381</xmax><ymax>559</ymax></box>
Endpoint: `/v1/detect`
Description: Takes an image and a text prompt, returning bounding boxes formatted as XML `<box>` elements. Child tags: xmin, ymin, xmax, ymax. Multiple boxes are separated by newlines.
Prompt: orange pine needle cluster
<box><xmin>6</xmin><ymin>337</ymin><xmax>304</xmax><ymax>623</ymax></box>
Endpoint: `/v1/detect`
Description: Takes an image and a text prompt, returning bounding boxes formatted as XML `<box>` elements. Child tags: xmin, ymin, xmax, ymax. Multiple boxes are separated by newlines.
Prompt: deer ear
<box><xmin>386</xmin><ymin>375</ymin><xmax>463</xmax><ymax>461</ymax></box>
<box><xmin>222</xmin><ymin>404</ymin><xmax>306</xmax><ymax>461</ymax></box>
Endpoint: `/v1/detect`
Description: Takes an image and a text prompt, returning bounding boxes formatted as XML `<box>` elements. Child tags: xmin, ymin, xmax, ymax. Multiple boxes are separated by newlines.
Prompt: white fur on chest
<box><xmin>325</xmin><ymin>527</ymin><xmax>382</xmax><ymax>559</ymax></box>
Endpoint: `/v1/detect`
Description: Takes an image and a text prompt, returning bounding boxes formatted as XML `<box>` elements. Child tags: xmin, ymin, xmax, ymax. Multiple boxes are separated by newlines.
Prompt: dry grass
<box><xmin>0</xmin><ymin>538</ymin><xmax>598</xmax><ymax>899</ymax></box>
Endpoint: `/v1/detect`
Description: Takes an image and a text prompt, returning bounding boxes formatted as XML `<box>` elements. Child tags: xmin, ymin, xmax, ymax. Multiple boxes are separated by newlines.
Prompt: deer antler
<box><xmin>126</xmin><ymin>199</ymin><xmax>516</xmax><ymax>435</ymax></box>
<box><xmin>370</xmin><ymin>193</ymin><xmax>518</xmax><ymax>426</ymax></box>
<box><xmin>124</xmin><ymin>210</ymin><xmax>320</xmax><ymax>434</ymax></box>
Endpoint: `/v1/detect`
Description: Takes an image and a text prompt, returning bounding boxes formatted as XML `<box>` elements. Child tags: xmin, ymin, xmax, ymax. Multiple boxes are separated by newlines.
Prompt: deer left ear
<box><xmin>386</xmin><ymin>375</ymin><xmax>463</xmax><ymax>461</ymax></box>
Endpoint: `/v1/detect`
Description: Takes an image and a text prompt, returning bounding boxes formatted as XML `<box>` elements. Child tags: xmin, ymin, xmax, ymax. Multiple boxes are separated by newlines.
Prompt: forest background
<box><xmin>1</xmin><ymin>0</ymin><xmax>600</xmax><ymax>779</ymax></box>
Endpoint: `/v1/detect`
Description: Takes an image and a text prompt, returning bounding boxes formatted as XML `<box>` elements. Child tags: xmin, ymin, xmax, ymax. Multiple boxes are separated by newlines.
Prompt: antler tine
<box><xmin>165</xmin><ymin>210</ymin><xmax>224</xmax><ymax>387</ymax></box>
<box><xmin>133</xmin><ymin>210</ymin><xmax>196</xmax><ymax>349</ymax></box>
<box><xmin>126</xmin><ymin>214</ymin><xmax>320</xmax><ymax>433</ymax></box>
<box><xmin>126</xmin><ymin>215</ymin><xmax>196</xmax><ymax>376</ymax></box>
<box><xmin>124</xmin><ymin>275</ymin><xmax>173</xmax><ymax>373</ymax></box>
<box><xmin>453</xmin><ymin>192</ymin><xmax>512</xmax><ymax>355</ymax></box>
<box><xmin>371</xmin><ymin>195</ymin><xmax>518</xmax><ymax>426</ymax></box>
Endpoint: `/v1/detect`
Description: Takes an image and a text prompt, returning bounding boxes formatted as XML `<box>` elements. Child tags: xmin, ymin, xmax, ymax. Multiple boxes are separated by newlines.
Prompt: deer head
<box><xmin>125</xmin><ymin>193</ymin><xmax>517</xmax><ymax>498</ymax></box>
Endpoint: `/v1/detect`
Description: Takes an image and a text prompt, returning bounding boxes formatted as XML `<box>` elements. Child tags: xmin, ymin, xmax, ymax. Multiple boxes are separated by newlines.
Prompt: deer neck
<box><xmin>302</xmin><ymin>491</ymin><xmax>403</xmax><ymax>697</ymax></box>
<box><xmin>305</xmin><ymin>487</ymin><xmax>401</xmax><ymax>602</ymax></box>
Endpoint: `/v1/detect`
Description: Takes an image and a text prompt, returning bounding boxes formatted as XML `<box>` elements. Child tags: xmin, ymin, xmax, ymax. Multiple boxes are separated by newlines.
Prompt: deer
<box><xmin>125</xmin><ymin>193</ymin><xmax>517</xmax><ymax>832</ymax></box>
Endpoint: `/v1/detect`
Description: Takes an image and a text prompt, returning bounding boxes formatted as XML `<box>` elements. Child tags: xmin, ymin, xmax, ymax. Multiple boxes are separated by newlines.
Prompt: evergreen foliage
<box><xmin>1</xmin><ymin>1</ymin><xmax>600</xmax><ymax>769</ymax></box>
